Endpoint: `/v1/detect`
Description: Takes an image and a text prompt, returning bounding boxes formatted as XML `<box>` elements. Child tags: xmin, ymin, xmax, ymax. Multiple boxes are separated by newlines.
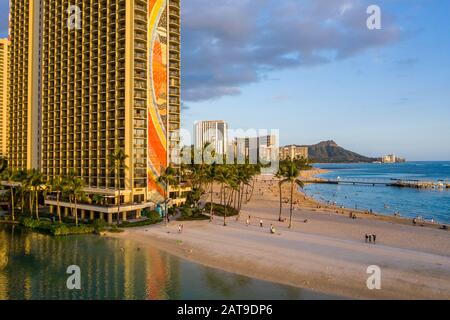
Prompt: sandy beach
<box><xmin>109</xmin><ymin>172</ymin><xmax>450</xmax><ymax>300</ymax></box>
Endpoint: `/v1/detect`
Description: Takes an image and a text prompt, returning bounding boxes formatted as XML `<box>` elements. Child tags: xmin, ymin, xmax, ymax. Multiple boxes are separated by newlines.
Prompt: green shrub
<box><xmin>21</xmin><ymin>218</ymin><xmax>53</xmax><ymax>231</ymax></box>
<box><xmin>21</xmin><ymin>218</ymin><xmax>94</xmax><ymax>236</ymax></box>
<box><xmin>148</xmin><ymin>210</ymin><xmax>163</xmax><ymax>223</ymax></box>
<box><xmin>50</xmin><ymin>224</ymin><xmax>94</xmax><ymax>236</ymax></box>
<box><xmin>179</xmin><ymin>206</ymin><xmax>209</xmax><ymax>221</ymax></box>
<box><xmin>204</xmin><ymin>203</ymin><xmax>238</xmax><ymax>217</ymax></box>
<box><xmin>108</xmin><ymin>225</ymin><xmax>125</xmax><ymax>233</ymax></box>
<box><xmin>92</xmin><ymin>219</ymin><xmax>108</xmax><ymax>232</ymax></box>
<box><xmin>118</xmin><ymin>215</ymin><xmax>162</xmax><ymax>228</ymax></box>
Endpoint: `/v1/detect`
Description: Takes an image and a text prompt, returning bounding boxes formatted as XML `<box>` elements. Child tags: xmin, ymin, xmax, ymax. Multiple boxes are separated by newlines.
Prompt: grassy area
<box><xmin>21</xmin><ymin>218</ymin><xmax>95</xmax><ymax>236</ymax></box>
<box><xmin>179</xmin><ymin>206</ymin><xmax>210</xmax><ymax>221</ymax></box>
<box><xmin>2</xmin><ymin>210</ymin><xmax>163</xmax><ymax>236</ymax></box>
<box><xmin>118</xmin><ymin>211</ymin><xmax>162</xmax><ymax>228</ymax></box>
<box><xmin>204</xmin><ymin>203</ymin><xmax>239</xmax><ymax>217</ymax></box>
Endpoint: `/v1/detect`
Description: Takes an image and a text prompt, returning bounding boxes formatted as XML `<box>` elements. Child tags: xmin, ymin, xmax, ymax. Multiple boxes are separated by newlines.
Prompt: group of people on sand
<box><xmin>245</xmin><ymin>215</ymin><xmax>277</xmax><ymax>234</ymax></box>
<box><xmin>365</xmin><ymin>234</ymin><xmax>377</xmax><ymax>244</ymax></box>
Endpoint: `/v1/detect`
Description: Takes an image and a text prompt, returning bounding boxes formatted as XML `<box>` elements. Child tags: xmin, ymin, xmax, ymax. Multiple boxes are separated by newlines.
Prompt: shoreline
<box><xmin>109</xmin><ymin>171</ymin><xmax>450</xmax><ymax>300</ymax></box>
<box><xmin>301</xmin><ymin>167</ymin><xmax>449</xmax><ymax>229</ymax></box>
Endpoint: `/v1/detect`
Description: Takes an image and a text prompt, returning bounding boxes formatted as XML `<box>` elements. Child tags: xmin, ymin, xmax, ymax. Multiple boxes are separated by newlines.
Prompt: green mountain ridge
<box><xmin>302</xmin><ymin>140</ymin><xmax>377</xmax><ymax>163</ymax></box>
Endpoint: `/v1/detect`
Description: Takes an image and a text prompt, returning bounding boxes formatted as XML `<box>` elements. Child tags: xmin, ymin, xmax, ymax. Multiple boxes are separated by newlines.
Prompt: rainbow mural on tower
<box><xmin>148</xmin><ymin>0</ymin><xmax>168</xmax><ymax>197</ymax></box>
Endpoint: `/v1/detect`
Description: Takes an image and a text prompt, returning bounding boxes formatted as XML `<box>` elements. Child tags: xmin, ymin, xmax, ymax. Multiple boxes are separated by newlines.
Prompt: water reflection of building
<box><xmin>0</xmin><ymin>224</ymin><xmax>186</xmax><ymax>300</ymax></box>
<box><xmin>0</xmin><ymin>231</ymin><xmax>9</xmax><ymax>300</ymax></box>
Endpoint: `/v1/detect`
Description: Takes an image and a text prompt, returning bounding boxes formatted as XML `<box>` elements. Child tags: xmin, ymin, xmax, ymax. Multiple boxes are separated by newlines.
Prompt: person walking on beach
<box><xmin>365</xmin><ymin>234</ymin><xmax>369</xmax><ymax>243</ymax></box>
<box><xmin>178</xmin><ymin>225</ymin><xmax>182</xmax><ymax>233</ymax></box>
<box><xmin>372</xmin><ymin>234</ymin><xmax>377</xmax><ymax>244</ymax></box>
<box><xmin>260</xmin><ymin>220</ymin><xmax>263</xmax><ymax>228</ymax></box>
<box><xmin>246</xmin><ymin>218</ymin><xmax>250</xmax><ymax>227</ymax></box>
<box><xmin>270</xmin><ymin>224</ymin><xmax>276</xmax><ymax>234</ymax></box>
<box><xmin>368</xmin><ymin>234</ymin><xmax>372</xmax><ymax>243</ymax></box>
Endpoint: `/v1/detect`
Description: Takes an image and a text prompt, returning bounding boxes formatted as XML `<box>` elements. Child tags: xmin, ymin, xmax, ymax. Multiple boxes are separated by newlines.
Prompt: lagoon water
<box><xmin>305</xmin><ymin>162</ymin><xmax>450</xmax><ymax>224</ymax></box>
<box><xmin>0</xmin><ymin>225</ymin><xmax>335</xmax><ymax>300</ymax></box>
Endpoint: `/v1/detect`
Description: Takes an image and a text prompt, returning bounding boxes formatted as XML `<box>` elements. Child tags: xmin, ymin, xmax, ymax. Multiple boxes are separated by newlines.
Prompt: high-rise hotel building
<box><xmin>9</xmin><ymin>0</ymin><xmax>181</xmax><ymax>216</ymax></box>
<box><xmin>0</xmin><ymin>39</ymin><xmax>9</xmax><ymax>157</ymax></box>
<box><xmin>8</xmin><ymin>1</ymin><xmax>42</xmax><ymax>169</ymax></box>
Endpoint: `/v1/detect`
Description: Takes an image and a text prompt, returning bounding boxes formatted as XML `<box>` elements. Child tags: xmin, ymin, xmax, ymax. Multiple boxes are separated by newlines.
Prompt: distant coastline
<box><xmin>303</xmin><ymin>162</ymin><xmax>450</xmax><ymax>225</ymax></box>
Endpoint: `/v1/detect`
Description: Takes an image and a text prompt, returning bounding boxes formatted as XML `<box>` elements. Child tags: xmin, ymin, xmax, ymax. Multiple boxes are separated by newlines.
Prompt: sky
<box><xmin>1</xmin><ymin>0</ymin><xmax>449</xmax><ymax>160</ymax></box>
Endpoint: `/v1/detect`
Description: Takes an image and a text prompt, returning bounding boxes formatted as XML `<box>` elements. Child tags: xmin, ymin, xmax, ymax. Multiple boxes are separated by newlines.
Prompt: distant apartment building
<box><xmin>382</xmin><ymin>154</ymin><xmax>406</xmax><ymax>163</ymax></box>
<box><xmin>9</xmin><ymin>0</ymin><xmax>182</xmax><ymax>222</ymax></box>
<box><xmin>234</xmin><ymin>135</ymin><xmax>278</xmax><ymax>163</ymax></box>
<box><xmin>194</xmin><ymin>121</ymin><xmax>228</xmax><ymax>155</ymax></box>
<box><xmin>280</xmin><ymin>145</ymin><xmax>309</xmax><ymax>161</ymax></box>
<box><xmin>0</xmin><ymin>39</ymin><xmax>8</xmax><ymax>157</ymax></box>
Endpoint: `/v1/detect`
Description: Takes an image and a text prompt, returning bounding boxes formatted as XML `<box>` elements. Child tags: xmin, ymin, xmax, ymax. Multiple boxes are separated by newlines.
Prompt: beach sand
<box><xmin>109</xmin><ymin>173</ymin><xmax>450</xmax><ymax>300</ymax></box>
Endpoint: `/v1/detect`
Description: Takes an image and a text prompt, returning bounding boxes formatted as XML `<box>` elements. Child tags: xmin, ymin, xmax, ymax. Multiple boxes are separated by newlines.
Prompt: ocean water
<box><xmin>0</xmin><ymin>225</ymin><xmax>337</xmax><ymax>300</ymax></box>
<box><xmin>304</xmin><ymin>162</ymin><xmax>450</xmax><ymax>224</ymax></box>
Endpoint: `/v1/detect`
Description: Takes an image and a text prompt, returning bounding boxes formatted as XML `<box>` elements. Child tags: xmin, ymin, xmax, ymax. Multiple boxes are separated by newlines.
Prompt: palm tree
<box><xmin>205</xmin><ymin>163</ymin><xmax>218</xmax><ymax>219</ymax></box>
<box><xmin>110</xmin><ymin>146</ymin><xmax>129</xmax><ymax>225</ymax></box>
<box><xmin>92</xmin><ymin>194</ymin><xmax>103</xmax><ymax>206</ymax></box>
<box><xmin>276</xmin><ymin>163</ymin><xmax>287</xmax><ymax>222</ymax></box>
<box><xmin>15</xmin><ymin>170</ymin><xmax>29</xmax><ymax>215</ymax></box>
<box><xmin>279</xmin><ymin>162</ymin><xmax>304</xmax><ymax>228</ymax></box>
<box><xmin>235</xmin><ymin>165</ymin><xmax>252</xmax><ymax>218</ymax></box>
<box><xmin>0</xmin><ymin>157</ymin><xmax>8</xmax><ymax>174</ymax></box>
<box><xmin>217</xmin><ymin>166</ymin><xmax>236</xmax><ymax>226</ymax></box>
<box><xmin>64</xmin><ymin>175</ymin><xmax>85</xmax><ymax>227</ymax></box>
<box><xmin>29</xmin><ymin>170</ymin><xmax>44</xmax><ymax>221</ymax></box>
<box><xmin>25</xmin><ymin>170</ymin><xmax>38</xmax><ymax>218</ymax></box>
<box><xmin>62</xmin><ymin>171</ymin><xmax>77</xmax><ymax>222</ymax></box>
<box><xmin>157</xmin><ymin>166</ymin><xmax>178</xmax><ymax>223</ymax></box>
<box><xmin>1</xmin><ymin>169</ymin><xmax>18</xmax><ymax>221</ymax></box>
<box><xmin>50</xmin><ymin>176</ymin><xmax>64</xmax><ymax>224</ymax></box>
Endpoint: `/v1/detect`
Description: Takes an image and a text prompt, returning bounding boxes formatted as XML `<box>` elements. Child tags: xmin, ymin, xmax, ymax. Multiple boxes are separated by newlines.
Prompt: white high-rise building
<box><xmin>194</xmin><ymin>121</ymin><xmax>228</xmax><ymax>155</ymax></box>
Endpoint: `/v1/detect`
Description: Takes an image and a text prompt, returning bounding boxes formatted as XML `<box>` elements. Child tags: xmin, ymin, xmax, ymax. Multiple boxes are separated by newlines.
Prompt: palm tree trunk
<box><xmin>21</xmin><ymin>190</ymin><xmax>24</xmax><ymax>214</ymax></box>
<box><xmin>29</xmin><ymin>192</ymin><xmax>33</xmax><ymax>218</ymax></box>
<box><xmin>229</xmin><ymin>190</ymin><xmax>234</xmax><ymax>208</ymax></box>
<box><xmin>289</xmin><ymin>181</ymin><xmax>294</xmax><ymax>228</ymax></box>
<box><xmin>117</xmin><ymin>177</ymin><xmax>121</xmax><ymax>225</ymax></box>
<box><xmin>74</xmin><ymin>198</ymin><xmax>78</xmax><ymax>227</ymax></box>
<box><xmin>239</xmin><ymin>184</ymin><xmax>245</xmax><ymax>212</ymax></box>
<box><xmin>247</xmin><ymin>179</ymin><xmax>255</xmax><ymax>202</ymax></box>
<box><xmin>278</xmin><ymin>182</ymin><xmax>283</xmax><ymax>222</ymax></box>
<box><xmin>10</xmin><ymin>187</ymin><xmax>15</xmax><ymax>222</ymax></box>
<box><xmin>35</xmin><ymin>189</ymin><xmax>40</xmax><ymax>221</ymax></box>
<box><xmin>210</xmin><ymin>183</ymin><xmax>214</xmax><ymax>218</ymax></box>
<box><xmin>223</xmin><ymin>195</ymin><xmax>227</xmax><ymax>227</ymax></box>
<box><xmin>57</xmin><ymin>192</ymin><xmax>62</xmax><ymax>224</ymax></box>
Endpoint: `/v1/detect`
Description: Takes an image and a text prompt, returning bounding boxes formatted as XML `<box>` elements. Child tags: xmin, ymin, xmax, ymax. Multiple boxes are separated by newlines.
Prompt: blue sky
<box><xmin>1</xmin><ymin>0</ymin><xmax>450</xmax><ymax>160</ymax></box>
